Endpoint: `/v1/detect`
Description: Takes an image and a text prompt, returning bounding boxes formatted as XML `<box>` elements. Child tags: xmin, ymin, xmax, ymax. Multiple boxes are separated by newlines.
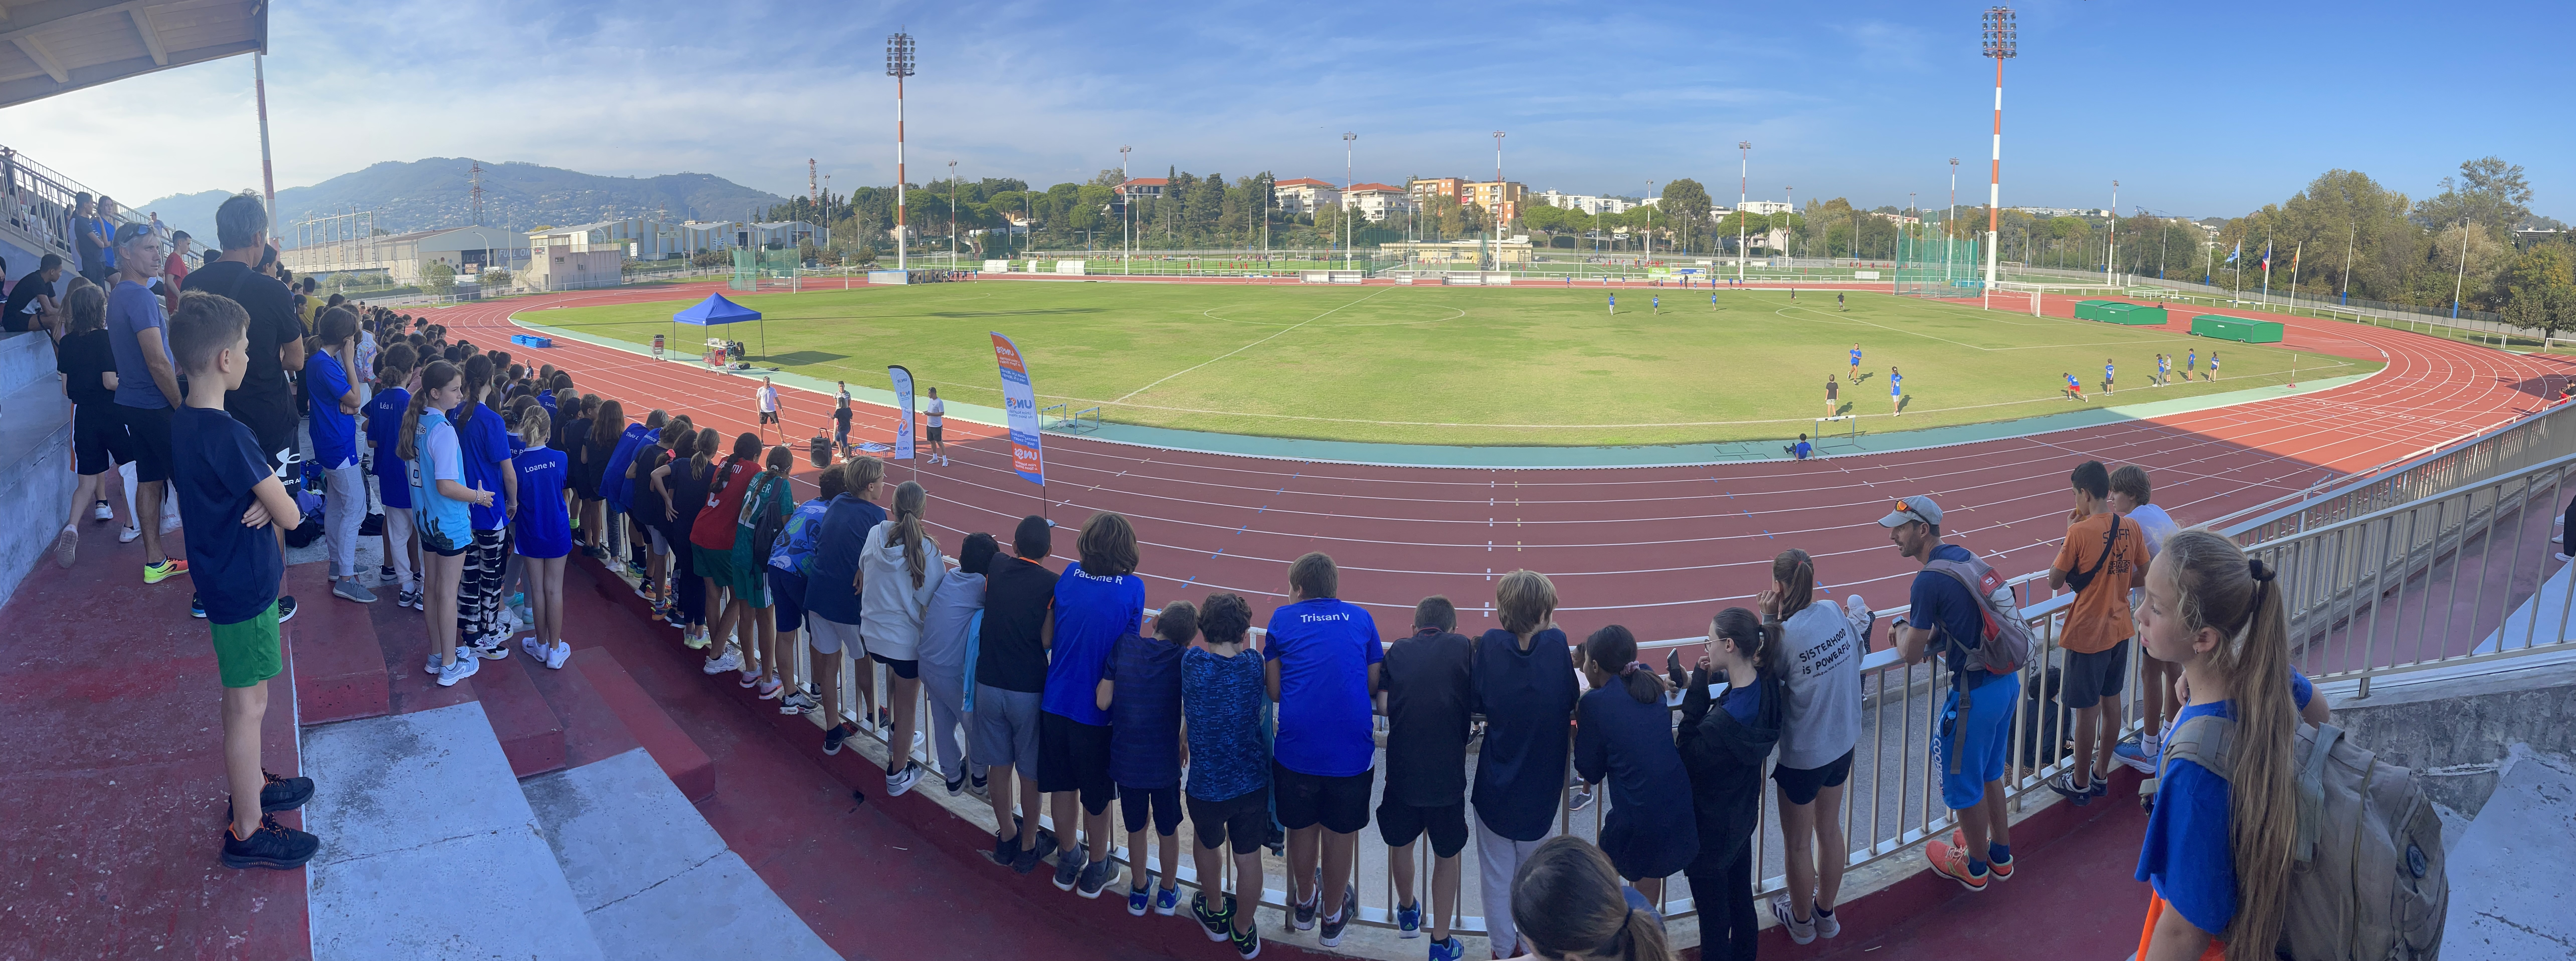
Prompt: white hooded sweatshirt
<box><xmin>858</xmin><ymin>519</ymin><xmax>944</xmax><ymax>661</ymax></box>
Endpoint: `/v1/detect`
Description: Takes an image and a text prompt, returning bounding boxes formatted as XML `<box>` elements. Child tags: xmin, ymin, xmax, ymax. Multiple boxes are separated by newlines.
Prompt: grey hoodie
<box><xmin>857</xmin><ymin>520</ymin><xmax>943</xmax><ymax>661</ymax></box>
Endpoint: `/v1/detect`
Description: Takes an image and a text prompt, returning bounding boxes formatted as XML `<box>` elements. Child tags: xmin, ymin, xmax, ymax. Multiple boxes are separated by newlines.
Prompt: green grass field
<box><xmin>519</xmin><ymin>282</ymin><xmax>2378</xmax><ymax>446</ymax></box>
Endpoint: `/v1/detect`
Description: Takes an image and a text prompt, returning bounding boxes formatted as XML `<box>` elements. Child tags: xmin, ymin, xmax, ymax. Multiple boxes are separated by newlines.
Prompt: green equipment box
<box><xmin>2190</xmin><ymin>314</ymin><xmax>2285</xmax><ymax>343</ymax></box>
<box><xmin>2072</xmin><ymin>300</ymin><xmax>2170</xmax><ymax>325</ymax></box>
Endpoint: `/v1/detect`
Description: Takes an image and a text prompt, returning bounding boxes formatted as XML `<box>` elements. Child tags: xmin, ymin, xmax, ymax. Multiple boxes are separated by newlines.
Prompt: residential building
<box><xmin>1274</xmin><ymin>177</ymin><xmax>1341</xmax><ymax>218</ymax></box>
<box><xmin>1379</xmin><ymin>237</ymin><xmax>1533</xmax><ymax>266</ymax></box>
<box><xmin>1114</xmin><ymin>178</ymin><xmax>1167</xmax><ymax>200</ymax></box>
<box><xmin>2011</xmin><ymin>206</ymin><xmax>2113</xmax><ymax>218</ymax></box>
<box><xmin>1463</xmin><ymin>180</ymin><xmax>1529</xmax><ymax>223</ymax></box>
<box><xmin>1409</xmin><ymin>177</ymin><xmax>1466</xmax><ymax>207</ymax></box>
<box><xmin>1341</xmin><ymin>182</ymin><xmax>1416</xmax><ymax>222</ymax></box>
<box><xmin>1737</xmin><ymin>200</ymin><xmax>1793</xmax><ymax>216</ymax></box>
<box><xmin>1538</xmin><ymin>191</ymin><xmax>1640</xmax><ymax>215</ymax></box>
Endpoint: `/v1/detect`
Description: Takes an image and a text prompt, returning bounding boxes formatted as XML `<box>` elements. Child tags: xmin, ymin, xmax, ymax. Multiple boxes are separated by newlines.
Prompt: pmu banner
<box><xmin>888</xmin><ymin>364</ymin><xmax>916</xmax><ymax>461</ymax></box>
<box><xmin>989</xmin><ymin>332</ymin><xmax>1046</xmax><ymax>486</ymax></box>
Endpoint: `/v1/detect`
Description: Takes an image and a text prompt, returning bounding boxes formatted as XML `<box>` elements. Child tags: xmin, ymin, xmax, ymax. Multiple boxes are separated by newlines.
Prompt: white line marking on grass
<box><xmin>1112</xmin><ymin>285</ymin><xmax>1395</xmax><ymax>405</ymax></box>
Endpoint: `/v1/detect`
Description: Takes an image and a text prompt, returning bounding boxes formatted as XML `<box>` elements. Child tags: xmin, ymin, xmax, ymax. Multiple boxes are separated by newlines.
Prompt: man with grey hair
<box><xmin>183</xmin><ymin>193</ymin><xmax>307</xmax><ymax>622</ymax></box>
<box><xmin>105</xmin><ymin>223</ymin><xmax>185</xmax><ymax>585</ymax></box>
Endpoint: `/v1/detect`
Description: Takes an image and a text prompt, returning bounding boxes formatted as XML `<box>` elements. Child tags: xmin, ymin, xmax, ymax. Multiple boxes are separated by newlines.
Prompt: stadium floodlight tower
<box><xmin>2106</xmin><ymin>179</ymin><xmax>2119</xmax><ymax>284</ymax></box>
<box><xmin>1343</xmin><ymin>132</ymin><xmax>1357</xmax><ymax>271</ymax></box>
<box><xmin>1947</xmin><ymin>158</ymin><xmax>1959</xmax><ymax>281</ymax></box>
<box><xmin>1120</xmin><ymin>145</ymin><xmax>1132</xmax><ymax>275</ymax></box>
<box><xmin>1736</xmin><ymin>141</ymin><xmax>1751</xmax><ymax>282</ymax></box>
<box><xmin>887</xmin><ymin>32</ymin><xmax>916</xmax><ymax>272</ymax></box>
<box><xmin>1979</xmin><ymin>7</ymin><xmax>2013</xmax><ymax>310</ymax></box>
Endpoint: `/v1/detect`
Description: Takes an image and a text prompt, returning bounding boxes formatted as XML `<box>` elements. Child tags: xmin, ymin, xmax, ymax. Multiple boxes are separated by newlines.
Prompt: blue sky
<box><xmin>11</xmin><ymin>1</ymin><xmax>2571</xmax><ymax>220</ymax></box>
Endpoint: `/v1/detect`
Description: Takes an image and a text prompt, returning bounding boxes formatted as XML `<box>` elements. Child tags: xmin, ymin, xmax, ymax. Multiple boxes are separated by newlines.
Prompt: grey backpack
<box><xmin>2161</xmin><ymin>718</ymin><xmax>2447</xmax><ymax>960</ymax></box>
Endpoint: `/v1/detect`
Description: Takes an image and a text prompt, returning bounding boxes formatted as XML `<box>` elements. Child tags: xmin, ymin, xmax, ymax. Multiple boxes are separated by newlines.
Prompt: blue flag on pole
<box><xmin>2226</xmin><ymin>241</ymin><xmax>2241</xmax><ymax>264</ymax></box>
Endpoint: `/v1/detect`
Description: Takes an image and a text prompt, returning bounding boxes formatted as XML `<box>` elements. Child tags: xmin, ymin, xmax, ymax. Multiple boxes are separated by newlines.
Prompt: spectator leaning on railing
<box><xmin>1883</xmin><ymin>495</ymin><xmax>2021</xmax><ymax>892</ymax></box>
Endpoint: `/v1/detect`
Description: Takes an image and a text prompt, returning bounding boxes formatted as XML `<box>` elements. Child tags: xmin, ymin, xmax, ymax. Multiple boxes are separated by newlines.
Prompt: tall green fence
<box><xmin>1894</xmin><ymin>234</ymin><xmax>1982</xmax><ymax>300</ymax></box>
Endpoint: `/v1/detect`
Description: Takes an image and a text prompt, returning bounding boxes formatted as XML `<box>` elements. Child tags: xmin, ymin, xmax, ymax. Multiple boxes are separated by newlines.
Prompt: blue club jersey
<box><xmin>1265</xmin><ymin>598</ymin><xmax>1386</xmax><ymax>778</ymax></box>
<box><xmin>365</xmin><ymin>387</ymin><xmax>412</xmax><ymax>510</ymax></box>
<box><xmin>513</xmin><ymin>446</ymin><xmax>572</xmax><ymax>559</ymax></box>
<box><xmin>1890</xmin><ymin>373</ymin><xmax>1903</xmax><ymax>396</ymax></box>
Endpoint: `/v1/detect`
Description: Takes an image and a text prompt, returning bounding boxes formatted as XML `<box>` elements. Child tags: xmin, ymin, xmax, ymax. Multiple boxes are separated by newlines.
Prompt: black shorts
<box><xmin>928</xmin><ymin>424</ymin><xmax>943</xmax><ymax>443</ymax></box>
<box><xmin>1036</xmin><ymin>712</ymin><xmax>1115</xmax><ymax>815</ymax></box>
<box><xmin>1772</xmin><ymin>748</ymin><xmax>1856</xmax><ymax>807</ymax></box>
<box><xmin>1120</xmin><ymin>783</ymin><xmax>1182</xmax><ymax>836</ymax></box>
<box><xmin>1375</xmin><ymin>799</ymin><xmax>1468</xmax><ymax>858</ymax></box>
<box><xmin>119</xmin><ymin>404</ymin><xmax>175</xmax><ymax>484</ymax></box>
<box><xmin>72</xmin><ymin>404</ymin><xmax>134</xmax><ymax>476</ymax></box>
<box><xmin>1187</xmin><ymin>788</ymin><xmax>1269</xmax><ymax>855</ymax></box>
<box><xmin>230</xmin><ymin>394</ymin><xmax>297</xmax><ymax>472</ymax></box>
<box><xmin>868</xmin><ymin>651</ymin><xmax>918</xmax><ymax>680</ymax></box>
<box><xmin>759</xmin><ymin>410</ymin><xmax>778</xmax><ymax>425</ymax></box>
<box><xmin>1273</xmin><ymin>761</ymin><xmax>1372</xmax><ymax>834</ymax></box>
<box><xmin>2061</xmin><ymin>639</ymin><xmax>2129</xmax><ymax>710</ymax></box>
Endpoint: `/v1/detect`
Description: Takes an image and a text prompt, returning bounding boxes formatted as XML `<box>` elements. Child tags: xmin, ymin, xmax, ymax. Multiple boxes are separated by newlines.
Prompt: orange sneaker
<box><xmin>1951</xmin><ymin>830</ymin><xmax>2012</xmax><ymax>881</ymax></box>
<box><xmin>1925</xmin><ymin>836</ymin><xmax>1988</xmax><ymax>891</ymax></box>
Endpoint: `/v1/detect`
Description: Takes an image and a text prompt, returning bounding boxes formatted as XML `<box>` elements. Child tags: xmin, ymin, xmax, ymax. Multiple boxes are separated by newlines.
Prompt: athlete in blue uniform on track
<box><xmin>1890</xmin><ymin>366</ymin><xmax>1904</xmax><ymax>417</ymax></box>
<box><xmin>1608</xmin><ymin>293</ymin><xmax>1616</xmax><ymax>314</ymax></box>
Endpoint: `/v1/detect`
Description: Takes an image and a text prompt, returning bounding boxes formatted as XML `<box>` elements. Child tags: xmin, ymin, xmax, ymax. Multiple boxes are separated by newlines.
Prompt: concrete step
<box><xmin>575</xmin><ymin>648</ymin><xmax>716</xmax><ymax>802</ymax></box>
<box><xmin>0</xmin><ymin>370</ymin><xmax>72</xmax><ymax>611</ymax></box>
<box><xmin>300</xmin><ymin>700</ymin><xmax>605</xmax><ymax>961</ymax></box>
<box><xmin>522</xmin><ymin>748</ymin><xmax>839</xmax><ymax>960</ymax></box>
<box><xmin>2442</xmin><ymin>754</ymin><xmax>2576</xmax><ymax>960</ymax></box>
<box><xmin>474</xmin><ymin>641</ymin><xmax>569</xmax><ymax>778</ymax></box>
<box><xmin>0</xmin><ymin>327</ymin><xmax>58</xmax><ymax>398</ymax></box>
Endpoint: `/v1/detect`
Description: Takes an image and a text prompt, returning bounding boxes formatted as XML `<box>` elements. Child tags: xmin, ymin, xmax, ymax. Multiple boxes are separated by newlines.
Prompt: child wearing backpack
<box><xmin>2047</xmin><ymin>460</ymin><xmax>2151</xmax><ymax>805</ymax></box>
<box><xmin>2134</xmin><ymin>530</ymin><xmax>2301</xmax><ymax>961</ymax></box>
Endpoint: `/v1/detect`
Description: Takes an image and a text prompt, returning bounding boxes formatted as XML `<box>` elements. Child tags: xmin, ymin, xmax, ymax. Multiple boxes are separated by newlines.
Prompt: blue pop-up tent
<box><xmin>671</xmin><ymin>293</ymin><xmax>766</xmax><ymax>365</ymax></box>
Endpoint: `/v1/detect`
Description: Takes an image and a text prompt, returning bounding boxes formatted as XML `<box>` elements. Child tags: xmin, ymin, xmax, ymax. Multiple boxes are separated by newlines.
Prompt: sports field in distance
<box><xmin>519</xmin><ymin>281</ymin><xmax>2379</xmax><ymax>447</ymax></box>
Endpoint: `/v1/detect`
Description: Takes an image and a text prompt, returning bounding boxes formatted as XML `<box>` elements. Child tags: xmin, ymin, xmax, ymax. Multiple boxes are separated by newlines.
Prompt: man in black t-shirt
<box><xmin>4</xmin><ymin>253</ymin><xmax>62</xmax><ymax>334</ymax></box>
<box><xmin>181</xmin><ymin>195</ymin><xmax>306</xmax><ymax>472</ymax></box>
<box><xmin>975</xmin><ymin>515</ymin><xmax>1061</xmax><ymax>872</ymax></box>
<box><xmin>1376</xmin><ymin>596</ymin><xmax>1476</xmax><ymax>952</ymax></box>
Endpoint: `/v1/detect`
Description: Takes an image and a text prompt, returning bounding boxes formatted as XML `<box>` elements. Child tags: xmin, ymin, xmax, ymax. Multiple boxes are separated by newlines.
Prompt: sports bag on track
<box><xmin>2160</xmin><ymin>719</ymin><xmax>2448</xmax><ymax>961</ymax></box>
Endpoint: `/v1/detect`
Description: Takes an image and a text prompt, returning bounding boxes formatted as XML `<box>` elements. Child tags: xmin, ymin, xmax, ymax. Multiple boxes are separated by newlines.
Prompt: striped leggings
<box><xmin>459</xmin><ymin>527</ymin><xmax>508</xmax><ymax>647</ymax></box>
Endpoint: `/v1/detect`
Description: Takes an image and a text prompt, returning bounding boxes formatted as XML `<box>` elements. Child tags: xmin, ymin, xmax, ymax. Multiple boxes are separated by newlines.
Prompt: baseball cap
<box><xmin>1877</xmin><ymin>495</ymin><xmax>1943</xmax><ymax>528</ymax></box>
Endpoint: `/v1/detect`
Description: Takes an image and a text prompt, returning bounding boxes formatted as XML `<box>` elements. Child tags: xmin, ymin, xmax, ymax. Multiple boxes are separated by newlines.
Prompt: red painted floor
<box><xmin>0</xmin><ymin>531</ymin><xmax>314</xmax><ymax>961</ymax></box>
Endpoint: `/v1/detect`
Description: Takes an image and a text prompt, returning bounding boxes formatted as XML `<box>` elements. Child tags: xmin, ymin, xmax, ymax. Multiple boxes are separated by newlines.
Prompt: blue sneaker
<box><xmin>1429</xmin><ymin>935</ymin><xmax>1466</xmax><ymax>961</ymax></box>
<box><xmin>1128</xmin><ymin>882</ymin><xmax>1151</xmax><ymax>917</ymax></box>
<box><xmin>1396</xmin><ymin>899</ymin><xmax>1422</xmax><ymax>938</ymax></box>
<box><xmin>2046</xmin><ymin>769</ymin><xmax>2096</xmax><ymax>806</ymax></box>
<box><xmin>2113</xmin><ymin>737</ymin><xmax>2160</xmax><ymax>774</ymax></box>
<box><xmin>1154</xmin><ymin>884</ymin><xmax>1180</xmax><ymax>916</ymax></box>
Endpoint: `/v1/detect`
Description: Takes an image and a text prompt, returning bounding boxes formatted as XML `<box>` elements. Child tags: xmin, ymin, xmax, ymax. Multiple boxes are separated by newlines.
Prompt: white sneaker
<box><xmin>118</xmin><ymin>524</ymin><xmax>140</xmax><ymax>544</ymax></box>
<box><xmin>1814</xmin><ymin>906</ymin><xmax>1842</xmax><ymax>939</ymax></box>
<box><xmin>702</xmin><ymin>649</ymin><xmax>743</xmax><ymax>674</ymax></box>
<box><xmin>1770</xmin><ymin>896</ymin><xmax>1817</xmax><ymax>945</ymax></box>
<box><xmin>159</xmin><ymin>513</ymin><xmax>180</xmax><ymax>535</ymax></box>
<box><xmin>476</xmin><ymin>640</ymin><xmax>511</xmax><ymax>661</ymax></box>
<box><xmin>545</xmin><ymin>641</ymin><xmax>572</xmax><ymax>670</ymax></box>
<box><xmin>739</xmin><ymin>665</ymin><xmax>763</xmax><ymax>687</ymax></box>
<box><xmin>436</xmin><ymin>652</ymin><xmax>481</xmax><ymax>687</ymax></box>
<box><xmin>886</xmin><ymin>761</ymin><xmax>924</xmax><ymax>797</ymax></box>
<box><xmin>521</xmin><ymin>635</ymin><xmax>545</xmax><ymax>660</ymax></box>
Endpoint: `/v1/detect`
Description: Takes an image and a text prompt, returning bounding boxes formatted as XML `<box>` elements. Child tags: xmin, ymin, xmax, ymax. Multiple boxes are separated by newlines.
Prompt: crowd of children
<box><xmin>96</xmin><ymin>236</ymin><xmax>2352</xmax><ymax>959</ymax></box>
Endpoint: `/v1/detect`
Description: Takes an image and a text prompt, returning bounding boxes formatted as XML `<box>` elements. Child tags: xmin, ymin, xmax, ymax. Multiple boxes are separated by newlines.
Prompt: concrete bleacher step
<box><xmin>299</xmin><ymin>700</ymin><xmax>606</xmax><ymax>960</ymax></box>
<box><xmin>0</xmin><ymin>328</ymin><xmax>59</xmax><ymax>397</ymax></box>
<box><xmin>0</xmin><ymin>362</ymin><xmax>72</xmax><ymax>612</ymax></box>
<box><xmin>575</xmin><ymin>648</ymin><xmax>717</xmax><ymax>802</ymax></box>
<box><xmin>522</xmin><ymin>748</ymin><xmax>839</xmax><ymax>960</ymax></box>
<box><xmin>284</xmin><ymin>566</ymin><xmax>391</xmax><ymax>724</ymax></box>
<box><xmin>474</xmin><ymin>642</ymin><xmax>569</xmax><ymax>778</ymax></box>
<box><xmin>2441</xmin><ymin>755</ymin><xmax>2576</xmax><ymax>960</ymax></box>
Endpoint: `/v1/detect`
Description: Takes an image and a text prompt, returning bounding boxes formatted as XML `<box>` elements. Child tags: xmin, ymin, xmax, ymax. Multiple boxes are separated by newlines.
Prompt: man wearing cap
<box><xmin>1878</xmin><ymin>494</ymin><xmax>2017</xmax><ymax>892</ymax></box>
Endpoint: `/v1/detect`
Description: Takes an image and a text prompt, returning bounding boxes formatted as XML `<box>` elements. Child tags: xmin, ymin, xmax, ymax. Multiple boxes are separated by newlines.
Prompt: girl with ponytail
<box><xmin>857</xmin><ymin>479</ymin><xmax>943</xmax><ymax>795</ymax></box>
<box><xmin>685</xmin><ymin>433</ymin><xmax>764</xmax><ymax>677</ymax></box>
<box><xmin>509</xmin><ymin>407</ymin><xmax>573</xmax><ymax>669</ymax></box>
<box><xmin>2133</xmin><ymin>530</ymin><xmax>2301</xmax><ymax>961</ymax></box>
<box><xmin>401</xmin><ymin>361</ymin><xmax>490</xmax><ymax>686</ymax></box>
<box><xmin>729</xmin><ymin>444</ymin><xmax>795</xmax><ymax>700</ymax></box>
<box><xmin>1573</xmin><ymin>624</ymin><xmax>1696</xmax><ymax>906</ymax></box>
<box><xmin>1675</xmin><ymin>608</ymin><xmax>1783</xmax><ymax>961</ymax></box>
<box><xmin>453</xmin><ymin>353</ymin><xmax>516</xmax><ymax>659</ymax></box>
<box><xmin>1762</xmin><ymin>548</ymin><xmax>1866</xmax><ymax>943</ymax></box>
<box><xmin>650</xmin><ymin>426</ymin><xmax>709</xmax><ymax>641</ymax></box>
<box><xmin>1508</xmin><ymin>835</ymin><xmax>1676</xmax><ymax>961</ymax></box>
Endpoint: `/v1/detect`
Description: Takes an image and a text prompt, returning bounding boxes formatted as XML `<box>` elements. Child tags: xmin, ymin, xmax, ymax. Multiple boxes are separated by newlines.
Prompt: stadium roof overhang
<box><xmin>0</xmin><ymin>0</ymin><xmax>268</xmax><ymax>110</ymax></box>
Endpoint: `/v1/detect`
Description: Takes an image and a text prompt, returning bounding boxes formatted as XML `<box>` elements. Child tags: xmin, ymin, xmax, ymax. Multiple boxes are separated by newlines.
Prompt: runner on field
<box><xmin>1889</xmin><ymin>366</ymin><xmax>1903</xmax><ymax>417</ymax></box>
<box><xmin>1824</xmin><ymin>374</ymin><xmax>1839</xmax><ymax>419</ymax></box>
<box><xmin>1848</xmin><ymin>344</ymin><xmax>1862</xmax><ymax>380</ymax></box>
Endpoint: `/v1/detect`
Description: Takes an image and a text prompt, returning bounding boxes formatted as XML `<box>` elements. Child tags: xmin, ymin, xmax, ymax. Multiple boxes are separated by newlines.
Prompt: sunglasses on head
<box><xmin>1891</xmin><ymin>499</ymin><xmax>1929</xmax><ymax>522</ymax></box>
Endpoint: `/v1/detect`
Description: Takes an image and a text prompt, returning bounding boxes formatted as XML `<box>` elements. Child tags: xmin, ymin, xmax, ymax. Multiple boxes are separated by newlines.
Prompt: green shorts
<box><xmin>692</xmin><ymin>543</ymin><xmax>736</xmax><ymax>593</ymax></box>
<box><xmin>729</xmin><ymin>534</ymin><xmax>770</xmax><ymax>608</ymax></box>
<box><xmin>211</xmin><ymin>603</ymin><xmax>283</xmax><ymax>688</ymax></box>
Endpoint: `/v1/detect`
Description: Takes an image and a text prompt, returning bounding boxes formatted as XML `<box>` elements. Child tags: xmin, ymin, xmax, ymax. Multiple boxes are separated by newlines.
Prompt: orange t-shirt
<box><xmin>2052</xmin><ymin>510</ymin><xmax>2150</xmax><ymax>654</ymax></box>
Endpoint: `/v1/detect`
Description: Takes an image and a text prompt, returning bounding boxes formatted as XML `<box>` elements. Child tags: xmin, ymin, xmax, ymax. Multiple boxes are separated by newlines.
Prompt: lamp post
<box><xmin>886</xmin><ymin>33</ymin><xmax>915</xmax><ymax>272</ymax></box>
<box><xmin>948</xmin><ymin>159</ymin><xmax>959</xmax><ymax>271</ymax></box>
<box><xmin>1980</xmin><ymin>7</ymin><xmax>2014</xmax><ymax>311</ymax></box>
<box><xmin>2452</xmin><ymin>218</ymin><xmax>2471</xmax><ymax>320</ymax></box>
<box><xmin>1737</xmin><ymin>141</ymin><xmax>1751</xmax><ymax>281</ymax></box>
<box><xmin>1492</xmin><ymin>131</ymin><xmax>1506</xmax><ymax>270</ymax></box>
<box><xmin>1947</xmin><ymin>158</ymin><xmax>1959</xmax><ymax>281</ymax></box>
<box><xmin>1120</xmin><ymin>145</ymin><xmax>1132</xmax><ymax>276</ymax></box>
<box><xmin>2106</xmin><ymin>179</ymin><xmax>2119</xmax><ymax>284</ymax></box>
<box><xmin>1645</xmin><ymin>181</ymin><xmax>1655</xmax><ymax>264</ymax></box>
<box><xmin>1343</xmin><ymin>132</ymin><xmax>1357</xmax><ymax>272</ymax></box>
<box><xmin>1785</xmin><ymin>186</ymin><xmax>1795</xmax><ymax>259</ymax></box>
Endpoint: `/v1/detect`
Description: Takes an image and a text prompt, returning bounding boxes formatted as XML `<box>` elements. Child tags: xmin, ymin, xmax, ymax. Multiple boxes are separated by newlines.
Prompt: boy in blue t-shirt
<box><xmin>1098</xmin><ymin>601</ymin><xmax>1192</xmax><ymax>916</ymax></box>
<box><xmin>1041</xmin><ymin>512</ymin><xmax>1147</xmax><ymax>897</ymax></box>
<box><xmin>167</xmin><ymin>293</ymin><xmax>321</xmax><ymax>870</ymax></box>
<box><xmin>1182</xmin><ymin>593</ymin><xmax>1269</xmax><ymax>954</ymax></box>
<box><xmin>1263</xmin><ymin>552</ymin><xmax>1384</xmax><ymax>948</ymax></box>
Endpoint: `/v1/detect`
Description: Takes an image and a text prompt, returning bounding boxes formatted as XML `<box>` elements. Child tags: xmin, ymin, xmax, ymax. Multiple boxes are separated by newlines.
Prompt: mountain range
<box><xmin>138</xmin><ymin>158</ymin><xmax>791</xmax><ymax>249</ymax></box>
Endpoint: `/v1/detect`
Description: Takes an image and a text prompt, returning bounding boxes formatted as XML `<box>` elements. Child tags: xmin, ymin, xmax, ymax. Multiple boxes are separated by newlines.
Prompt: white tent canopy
<box><xmin>0</xmin><ymin>0</ymin><xmax>268</xmax><ymax>110</ymax></box>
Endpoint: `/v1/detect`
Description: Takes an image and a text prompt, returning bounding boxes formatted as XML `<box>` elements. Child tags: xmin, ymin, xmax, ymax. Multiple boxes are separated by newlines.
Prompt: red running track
<box><xmin>444</xmin><ymin>280</ymin><xmax>2576</xmax><ymax>644</ymax></box>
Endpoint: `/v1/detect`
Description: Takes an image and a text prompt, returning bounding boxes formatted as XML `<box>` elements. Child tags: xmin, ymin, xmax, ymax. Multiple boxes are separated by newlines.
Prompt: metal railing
<box><xmin>1</xmin><ymin>144</ymin><xmax>146</xmax><ymax>267</ymax></box>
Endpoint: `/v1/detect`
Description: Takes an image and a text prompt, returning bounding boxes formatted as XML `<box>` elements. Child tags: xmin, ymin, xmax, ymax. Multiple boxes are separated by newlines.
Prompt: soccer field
<box><xmin>518</xmin><ymin>281</ymin><xmax>2377</xmax><ymax>447</ymax></box>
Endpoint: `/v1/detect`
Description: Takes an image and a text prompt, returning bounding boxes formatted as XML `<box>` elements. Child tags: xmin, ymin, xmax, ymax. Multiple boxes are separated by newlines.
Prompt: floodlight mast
<box><xmin>1947</xmin><ymin>158</ymin><xmax>1959</xmax><ymax>281</ymax></box>
<box><xmin>887</xmin><ymin>33</ymin><xmax>916</xmax><ymax>272</ymax></box>
<box><xmin>1737</xmin><ymin>141</ymin><xmax>1751</xmax><ymax>282</ymax></box>
<box><xmin>1980</xmin><ymin>7</ymin><xmax>2014</xmax><ymax>312</ymax></box>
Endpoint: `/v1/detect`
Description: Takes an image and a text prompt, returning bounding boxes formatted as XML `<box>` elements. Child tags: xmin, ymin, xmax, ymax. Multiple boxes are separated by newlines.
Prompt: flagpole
<box><xmin>2288</xmin><ymin>242</ymin><xmax>2303</xmax><ymax>314</ymax></box>
<box><xmin>2260</xmin><ymin>239</ymin><xmax>2273</xmax><ymax>307</ymax></box>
